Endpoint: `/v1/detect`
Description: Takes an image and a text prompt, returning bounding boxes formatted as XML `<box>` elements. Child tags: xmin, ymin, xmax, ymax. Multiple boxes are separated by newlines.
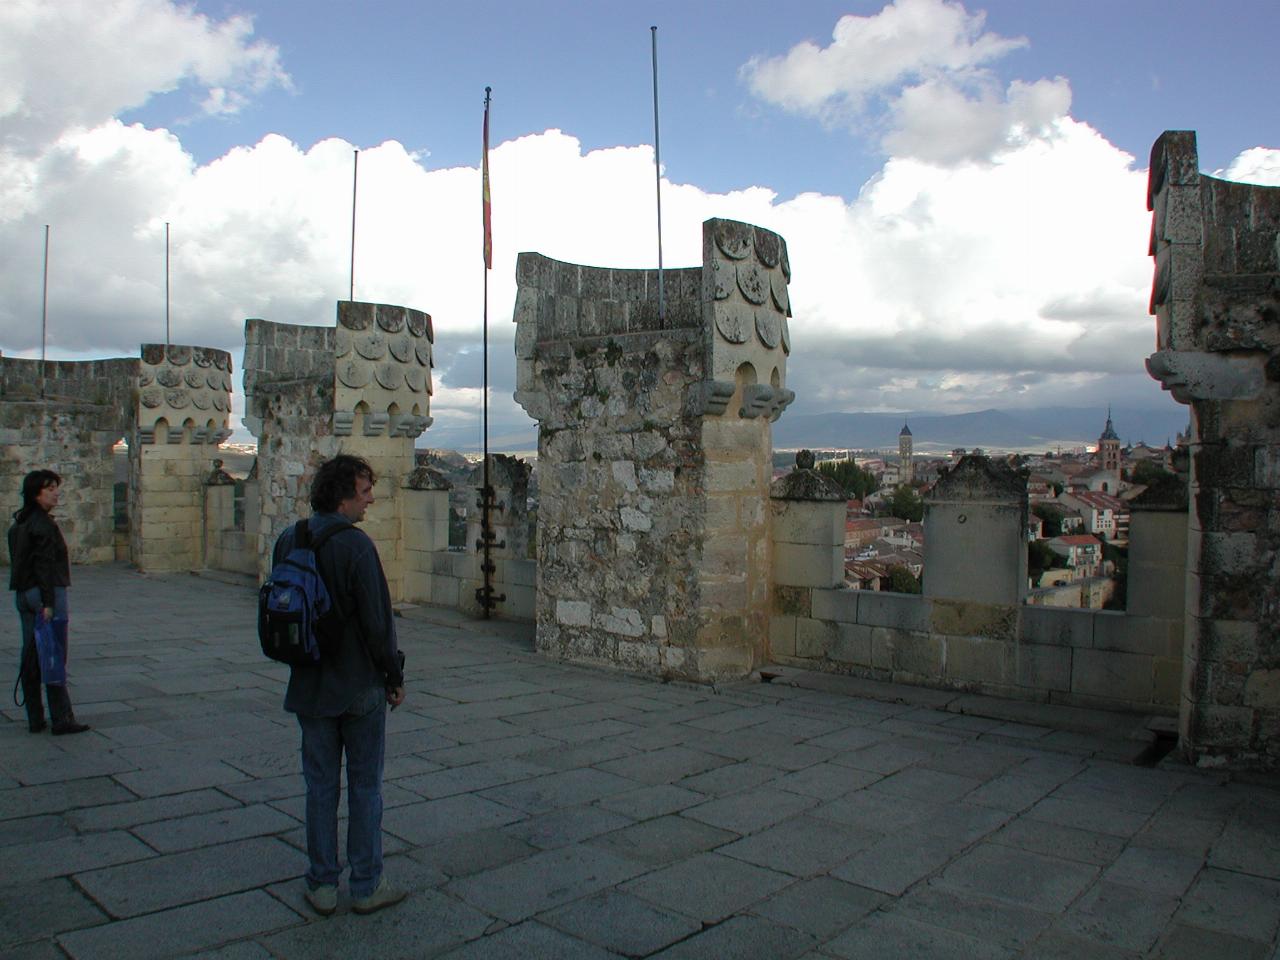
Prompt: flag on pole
<box><xmin>482</xmin><ymin>87</ymin><xmax>493</xmax><ymax>270</ymax></box>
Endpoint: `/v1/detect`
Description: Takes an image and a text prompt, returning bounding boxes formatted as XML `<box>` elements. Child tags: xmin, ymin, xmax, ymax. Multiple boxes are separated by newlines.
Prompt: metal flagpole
<box><xmin>651</xmin><ymin>26</ymin><xmax>665</xmax><ymax>324</ymax></box>
<box><xmin>165</xmin><ymin>222</ymin><xmax>171</xmax><ymax>345</ymax></box>
<box><xmin>350</xmin><ymin>149</ymin><xmax>359</xmax><ymax>301</ymax></box>
<box><xmin>476</xmin><ymin>86</ymin><xmax>504</xmax><ymax>619</ymax></box>
<box><xmin>40</xmin><ymin>225</ymin><xmax>49</xmax><ymax>398</ymax></box>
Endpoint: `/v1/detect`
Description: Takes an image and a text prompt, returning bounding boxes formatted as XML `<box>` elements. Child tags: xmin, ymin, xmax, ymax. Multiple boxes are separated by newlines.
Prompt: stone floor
<box><xmin>2</xmin><ymin>564</ymin><xmax>1279</xmax><ymax>959</ymax></box>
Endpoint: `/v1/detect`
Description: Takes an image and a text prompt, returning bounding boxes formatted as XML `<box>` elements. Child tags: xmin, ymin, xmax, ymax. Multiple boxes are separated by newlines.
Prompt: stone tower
<box><xmin>513</xmin><ymin>218</ymin><xmax>795</xmax><ymax>682</ymax></box>
<box><xmin>243</xmin><ymin>300</ymin><xmax>434</xmax><ymax>596</ymax></box>
<box><xmin>899</xmin><ymin>422</ymin><xmax>914</xmax><ymax>483</ymax></box>
<box><xmin>1145</xmin><ymin>130</ymin><xmax>1280</xmax><ymax>768</ymax></box>
<box><xmin>1098</xmin><ymin>408</ymin><xmax>1121</xmax><ymax>477</ymax></box>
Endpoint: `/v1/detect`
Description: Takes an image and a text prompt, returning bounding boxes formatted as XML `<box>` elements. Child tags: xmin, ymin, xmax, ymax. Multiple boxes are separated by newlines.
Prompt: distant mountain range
<box><xmin>400</xmin><ymin>404</ymin><xmax>1189</xmax><ymax>457</ymax></box>
<box><xmin>772</xmin><ymin>406</ymin><xmax>1190</xmax><ymax>454</ymax></box>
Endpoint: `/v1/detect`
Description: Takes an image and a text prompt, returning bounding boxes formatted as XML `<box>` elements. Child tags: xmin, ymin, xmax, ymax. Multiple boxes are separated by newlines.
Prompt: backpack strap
<box><xmin>295</xmin><ymin>518</ymin><xmax>312</xmax><ymax>548</ymax></box>
<box><xmin>309</xmin><ymin>520</ymin><xmax>354</xmax><ymax>553</ymax></box>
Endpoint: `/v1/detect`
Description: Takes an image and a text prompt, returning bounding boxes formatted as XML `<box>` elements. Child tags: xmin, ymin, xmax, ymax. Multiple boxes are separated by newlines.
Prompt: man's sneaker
<box><xmin>51</xmin><ymin>721</ymin><xmax>89</xmax><ymax>736</ymax></box>
<box><xmin>304</xmin><ymin>883</ymin><xmax>337</xmax><ymax>916</ymax></box>
<box><xmin>351</xmin><ymin>876</ymin><xmax>406</xmax><ymax>915</ymax></box>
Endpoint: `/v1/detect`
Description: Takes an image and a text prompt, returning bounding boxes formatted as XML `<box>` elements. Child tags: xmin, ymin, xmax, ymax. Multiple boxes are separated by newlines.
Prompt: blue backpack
<box><xmin>258</xmin><ymin>519</ymin><xmax>349</xmax><ymax>665</ymax></box>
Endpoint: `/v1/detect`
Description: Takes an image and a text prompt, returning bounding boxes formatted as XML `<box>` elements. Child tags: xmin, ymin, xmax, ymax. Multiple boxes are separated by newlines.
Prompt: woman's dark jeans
<box><xmin>14</xmin><ymin>586</ymin><xmax>73</xmax><ymax>728</ymax></box>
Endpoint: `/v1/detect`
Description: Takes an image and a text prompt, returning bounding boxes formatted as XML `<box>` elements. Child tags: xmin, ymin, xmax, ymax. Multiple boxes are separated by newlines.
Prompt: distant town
<box><xmin>790</xmin><ymin>410</ymin><xmax>1182</xmax><ymax>609</ymax></box>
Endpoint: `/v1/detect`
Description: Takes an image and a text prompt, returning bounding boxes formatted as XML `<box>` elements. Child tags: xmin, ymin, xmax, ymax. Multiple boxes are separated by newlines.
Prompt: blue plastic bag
<box><xmin>33</xmin><ymin>616</ymin><xmax>68</xmax><ymax>686</ymax></box>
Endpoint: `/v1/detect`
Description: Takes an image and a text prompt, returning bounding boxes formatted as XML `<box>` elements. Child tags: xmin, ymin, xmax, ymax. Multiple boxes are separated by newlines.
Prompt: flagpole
<box><xmin>476</xmin><ymin>85</ymin><xmax>502</xmax><ymax>619</ymax></box>
<box><xmin>165</xmin><ymin>222</ymin><xmax>171</xmax><ymax>346</ymax></box>
<box><xmin>41</xmin><ymin>224</ymin><xmax>49</xmax><ymax>397</ymax></box>
<box><xmin>350</xmin><ymin>149</ymin><xmax>359</xmax><ymax>301</ymax></box>
<box><xmin>650</xmin><ymin>25</ymin><xmax>665</xmax><ymax>324</ymax></box>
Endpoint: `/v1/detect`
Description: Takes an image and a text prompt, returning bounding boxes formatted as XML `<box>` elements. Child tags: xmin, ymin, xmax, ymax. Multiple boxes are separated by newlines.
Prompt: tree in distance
<box><xmin>816</xmin><ymin>459</ymin><xmax>877</xmax><ymax>500</ymax></box>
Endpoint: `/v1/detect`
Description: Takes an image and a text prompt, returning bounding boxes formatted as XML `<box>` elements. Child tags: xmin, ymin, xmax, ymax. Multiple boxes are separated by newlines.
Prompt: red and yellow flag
<box><xmin>482</xmin><ymin>89</ymin><xmax>492</xmax><ymax>270</ymax></box>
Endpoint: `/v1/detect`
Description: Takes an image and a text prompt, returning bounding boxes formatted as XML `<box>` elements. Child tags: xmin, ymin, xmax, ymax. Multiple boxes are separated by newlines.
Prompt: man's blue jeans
<box><xmin>297</xmin><ymin>690</ymin><xmax>387</xmax><ymax>898</ymax></box>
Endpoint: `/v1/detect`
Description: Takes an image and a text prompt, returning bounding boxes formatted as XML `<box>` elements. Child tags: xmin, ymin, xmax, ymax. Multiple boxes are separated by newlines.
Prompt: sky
<box><xmin>2</xmin><ymin>0</ymin><xmax>1278</xmax><ymax>450</ymax></box>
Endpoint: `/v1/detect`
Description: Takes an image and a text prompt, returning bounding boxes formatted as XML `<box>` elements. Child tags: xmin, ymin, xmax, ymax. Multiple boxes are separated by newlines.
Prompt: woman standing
<box><xmin>8</xmin><ymin>469</ymin><xmax>89</xmax><ymax>735</ymax></box>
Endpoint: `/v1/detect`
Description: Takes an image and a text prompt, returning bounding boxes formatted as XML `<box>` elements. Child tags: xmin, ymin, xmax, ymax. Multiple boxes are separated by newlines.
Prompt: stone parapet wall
<box><xmin>772</xmin><ymin>589</ymin><xmax>1180</xmax><ymax>715</ymax></box>
<box><xmin>1145</xmin><ymin>130</ymin><xmax>1280</xmax><ymax>769</ymax></box>
<box><xmin>0</xmin><ymin>356</ymin><xmax>136</xmax><ymax>564</ymax></box>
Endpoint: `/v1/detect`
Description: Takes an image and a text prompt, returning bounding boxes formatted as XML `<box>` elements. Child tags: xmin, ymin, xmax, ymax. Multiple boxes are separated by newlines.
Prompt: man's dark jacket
<box><xmin>271</xmin><ymin>512</ymin><xmax>403</xmax><ymax>717</ymax></box>
<box><xmin>8</xmin><ymin>508</ymin><xmax>71</xmax><ymax>608</ymax></box>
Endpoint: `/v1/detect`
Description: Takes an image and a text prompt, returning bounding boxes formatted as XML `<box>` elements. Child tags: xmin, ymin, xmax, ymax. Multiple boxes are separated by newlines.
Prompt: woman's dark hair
<box><xmin>310</xmin><ymin>455</ymin><xmax>375</xmax><ymax>513</ymax></box>
<box><xmin>17</xmin><ymin>469</ymin><xmax>61</xmax><ymax>521</ymax></box>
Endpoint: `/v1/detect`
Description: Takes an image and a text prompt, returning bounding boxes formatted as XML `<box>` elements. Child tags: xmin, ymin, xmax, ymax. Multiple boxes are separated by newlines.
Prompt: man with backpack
<box><xmin>271</xmin><ymin>454</ymin><xmax>406</xmax><ymax>917</ymax></box>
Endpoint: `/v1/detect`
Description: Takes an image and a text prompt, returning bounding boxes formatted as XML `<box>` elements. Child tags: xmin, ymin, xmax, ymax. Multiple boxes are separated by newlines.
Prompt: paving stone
<box><xmin>0</xmin><ymin>777</ymin><xmax>135</xmax><ymax>821</ymax></box>
<box><xmin>445</xmin><ymin>736</ymin><xmax>615</xmax><ymax>770</ymax></box>
<box><xmin>891</xmin><ymin>882</ymin><xmax>1053</xmax><ymax>951</ymax></box>
<box><xmin>262</xmin><ymin>886</ymin><xmax>492</xmax><ymax>958</ymax></box>
<box><xmin>447</xmin><ymin>845</ymin><xmax>646</xmax><ymax>922</ymax></box>
<box><xmin>383</xmin><ymin>794</ymin><xmax>526</xmax><ymax>845</ymax></box>
<box><xmin>217</xmin><ymin>773</ymin><xmax>306</xmax><ymax>804</ymax></box>
<box><xmin>682</xmin><ymin>785</ymin><xmax>818</xmax><ymax>835</ymax></box>
<box><xmin>1062</xmin><ymin>880</ymin><xmax>1180</xmax><ymax>953</ymax></box>
<box><xmin>434</xmin><ymin>920</ymin><xmax>623</xmax><ymax>959</ymax></box>
<box><xmin>1149</xmin><ymin>923</ymin><xmax>1271</xmax><ymax>960</ymax></box>
<box><xmin>410</xmin><ymin>828</ymin><xmax>538</xmax><ymax>878</ymax></box>
<box><xmin>1024</xmin><ymin>796</ymin><xmax>1150</xmax><ymax>837</ymax></box>
<box><xmin>963</xmin><ymin>774</ymin><xmax>1057</xmax><ymax>812</ymax></box>
<box><xmin>920</xmin><ymin>742</ymin><xmax>1028</xmax><ymax>780</ymax></box>
<box><xmin>829</xmin><ymin>832</ymin><xmax>967</xmax><ymax>896</ymax></box>
<box><xmin>719</xmin><ymin>814</ymin><xmax>880</xmax><ymax>877</ymax></box>
<box><xmin>0</xmin><ymin>813</ymin><xmax>74</xmax><ymax>847</ymax></box>
<box><xmin>918</xmin><ymin>803</ymin><xmax>1010</xmax><ymax>843</ymax></box>
<box><xmin>770</xmin><ymin>761</ymin><xmax>880</xmax><ymax>800</ymax></box>
<box><xmin>594</xmin><ymin>745</ymin><xmax>730</xmax><ymax>785</ymax></box>
<box><xmin>866</xmin><ymin>767</ymin><xmax>983</xmax><ymax>803</ymax></box>
<box><xmin>0</xmin><ymin>830</ymin><xmax>154</xmax><ymax>884</ymax></box>
<box><xmin>501</xmin><ymin>804</ymin><xmax>632</xmax><ymax>850</ymax></box>
<box><xmin>822</xmin><ymin>733</ymin><xmax>919</xmax><ymax>767</ymax></box>
<box><xmin>1131</xmin><ymin>810</ymin><xmax>1225</xmax><ymax>859</ymax></box>
<box><xmin>112</xmin><ymin>758</ymin><xmax>251</xmax><ymax>798</ymax></box>
<box><xmin>989</xmin><ymin>816</ymin><xmax>1126</xmax><ymax>867</ymax></box>
<box><xmin>196</xmin><ymin>942</ymin><xmax>274</xmax><ymax>960</ymax></box>
<box><xmin>539</xmin><ymin>889</ymin><xmax>701</xmax><ymax>957</ymax></box>
<box><xmin>812</xmin><ymin>788</ymin><xmax>943</xmax><ymax>833</ymax></box>
<box><xmin>750</xmin><ymin>741</ymin><xmax>839</xmax><ymax>771</ymax></box>
<box><xmin>1175</xmin><ymin>867</ymin><xmax>1280</xmax><ymax>942</ymax></box>
<box><xmin>649</xmin><ymin>913</ymin><xmax>816</xmax><ymax>959</ymax></box>
<box><xmin>479</xmin><ymin>768</ymin><xmax>638</xmax><ymax>814</ymax></box>
<box><xmin>1211</xmin><ymin>819</ymin><xmax>1280</xmax><ymax>879</ymax></box>
<box><xmin>57</xmin><ymin>889</ymin><xmax>300</xmax><ymax>960</ymax></box>
<box><xmin>130</xmin><ymin>801</ymin><xmax>299</xmax><ymax>853</ymax></box>
<box><xmin>675</xmin><ymin>761</ymin><xmax>780</xmax><ymax>795</ymax></box>
<box><xmin>9</xmin><ymin>750</ymin><xmax>139</xmax><ymax>787</ymax></box>
<box><xmin>0</xmin><ymin>876</ymin><xmax>109</xmax><ymax>951</ymax></box>
<box><xmin>1012</xmin><ymin>754</ymin><xmax>1086</xmax><ymax>784</ymax></box>
<box><xmin>396</xmin><ymin>758</ymin><xmax>549</xmax><ymax>799</ymax></box>
<box><xmin>588</xmin><ymin>813</ymin><xmax>737</xmax><ymax>864</ymax></box>
<box><xmin>74</xmin><ymin>836</ymin><xmax>302</xmax><ymax>917</ymax></box>
<box><xmin>824</xmin><ymin>911</ymin><xmax>1015</xmax><ymax>960</ymax></box>
<box><xmin>1104</xmin><ymin>845</ymin><xmax>1202</xmax><ymax>897</ymax></box>
<box><xmin>621</xmin><ymin>851</ymin><xmax>793</xmax><ymax>923</ymax></box>
<box><xmin>1023</xmin><ymin>926</ymin><xmax>1142</xmax><ymax>959</ymax></box>
<box><xmin>682</xmin><ymin>706</ymin><xmax>777</xmax><ymax>733</ymax></box>
<box><xmin>934</xmin><ymin>843</ymin><xmax>1099</xmax><ymax>911</ymax></box>
<box><xmin>749</xmin><ymin>875</ymin><xmax>886</xmax><ymax>939</ymax></box>
<box><xmin>1049</xmin><ymin>778</ymin><xmax>1168</xmax><ymax>815</ymax></box>
<box><xmin>594</xmin><ymin>784</ymin><xmax>706</xmax><ymax>820</ymax></box>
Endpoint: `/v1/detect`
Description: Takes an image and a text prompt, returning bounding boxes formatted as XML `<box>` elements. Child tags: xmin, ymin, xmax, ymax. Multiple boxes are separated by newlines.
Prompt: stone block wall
<box><xmin>514</xmin><ymin>218</ymin><xmax>794</xmax><ymax>682</ymax></box>
<box><xmin>1145</xmin><ymin>130</ymin><xmax>1280</xmax><ymax>768</ymax></box>
<box><xmin>0</xmin><ymin>355</ymin><xmax>136</xmax><ymax>564</ymax></box>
